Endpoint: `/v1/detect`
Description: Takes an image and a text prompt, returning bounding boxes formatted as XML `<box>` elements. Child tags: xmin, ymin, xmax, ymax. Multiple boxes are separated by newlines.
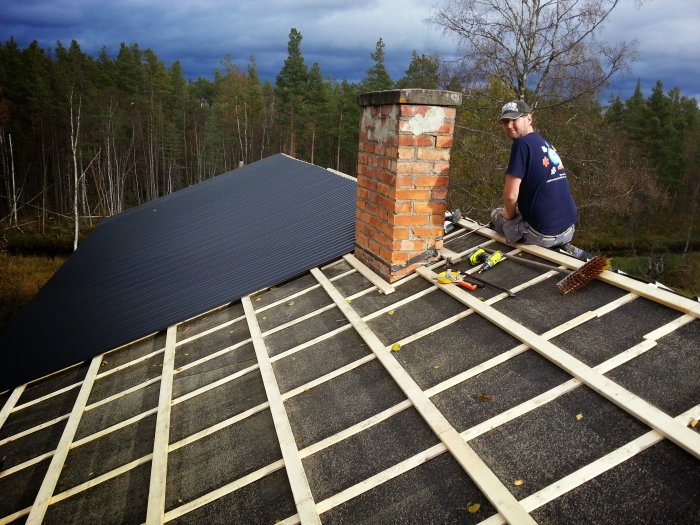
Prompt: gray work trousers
<box><xmin>490</xmin><ymin>208</ymin><xmax>575</xmax><ymax>248</ymax></box>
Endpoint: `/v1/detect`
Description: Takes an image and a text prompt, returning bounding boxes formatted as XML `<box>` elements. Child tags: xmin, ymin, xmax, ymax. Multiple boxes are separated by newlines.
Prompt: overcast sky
<box><xmin>2</xmin><ymin>0</ymin><xmax>699</xmax><ymax>101</ymax></box>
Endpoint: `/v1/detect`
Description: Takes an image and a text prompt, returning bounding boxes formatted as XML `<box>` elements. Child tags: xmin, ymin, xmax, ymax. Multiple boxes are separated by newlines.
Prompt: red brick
<box><xmin>417</xmin><ymin>148</ymin><xmax>450</xmax><ymax>161</ymax></box>
<box><xmin>391</xmin><ymin>227</ymin><xmax>411</xmax><ymax>239</ymax></box>
<box><xmin>395</xmin><ymin>175</ymin><xmax>415</xmax><ymax>188</ymax></box>
<box><xmin>398</xmin><ymin>135</ymin><xmax>435</xmax><ymax>147</ymax></box>
<box><xmin>401</xmin><ymin>239</ymin><xmax>428</xmax><ymax>251</ymax></box>
<box><xmin>429</xmin><ymin>214</ymin><xmax>445</xmax><ymax>226</ymax></box>
<box><xmin>384</xmin><ymin>145</ymin><xmax>398</xmax><ymax>157</ymax></box>
<box><xmin>413</xmin><ymin>201</ymin><xmax>445</xmax><ymax>214</ymax></box>
<box><xmin>412</xmin><ymin>227</ymin><xmax>442</xmax><ymax>238</ymax></box>
<box><xmin>431</xmin><ymin>189</ymin><xmax>448</xmax><ymax>200</ymax></box>
<box><xmin>390</xmin><ymin>251</ymin><xmax>409</xmax><ymax>264</ymax></box>
<box><xmin>400</xmin><ymin>105</ymin><xmax>430</xmax><ymax>117</ymax></box>
<box><xmin>435</xmin><ymin>136</ymin><xmax>453</xmax><ymax>148</ymax></box>
<box><xmin>393</xmin><ymin>201</ymin><xmax>412</xmax><ymax>213</ymax></box>
<box><xmin>397</xmin><ymin>161</ymin><xmax>433</xmax><ymax>175</ymax></box>
<box><xmin>433</xmin><ymin>163</ymin><xmax>450</xmax><ymax>175</ymax></box>
<box><xmin>395</xmin><ymin>189</ymin><xmax>431</xmax><ymax>200</ymax></box>
<box><xmin>398</xmin><ymin>147</ymin><xmax>416</xmax><ymax>160</ymax></box>
<box><xmin>416</xmin><ymin>175</ymin><xmax>449</xmax><ymax>188</ymax></box>
<box><xmin>393</xmin><ymin>214</ymin><xmax>428</xmax><ymax>226</ymax></box>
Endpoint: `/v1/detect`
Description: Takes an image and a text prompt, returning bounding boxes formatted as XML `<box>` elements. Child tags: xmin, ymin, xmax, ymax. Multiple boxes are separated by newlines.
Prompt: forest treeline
<box><xmin>0</xmin><ymin>29</ymin><xmax>699</xmax><ymax>262</ymax></box>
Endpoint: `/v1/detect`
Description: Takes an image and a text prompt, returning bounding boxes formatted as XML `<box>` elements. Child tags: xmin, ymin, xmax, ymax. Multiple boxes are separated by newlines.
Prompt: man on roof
<box><xmin>489</xmin><ymin>99</ymin><xmax>592</xmax><ymax>261</ymax></box>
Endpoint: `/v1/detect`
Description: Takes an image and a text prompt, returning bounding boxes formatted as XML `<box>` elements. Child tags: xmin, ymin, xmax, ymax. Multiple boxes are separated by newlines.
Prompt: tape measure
<box><xmin>437</xmin><ymin>269</ymin><xmax>461</xmax><ymax>283</ymax></box>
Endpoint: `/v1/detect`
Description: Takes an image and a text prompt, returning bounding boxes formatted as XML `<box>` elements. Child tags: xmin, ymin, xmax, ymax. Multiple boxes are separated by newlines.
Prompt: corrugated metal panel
<box><xmin>0</xmin><ymin>154</ymin><xmax>357</xmax><ymax>391</ymax></box>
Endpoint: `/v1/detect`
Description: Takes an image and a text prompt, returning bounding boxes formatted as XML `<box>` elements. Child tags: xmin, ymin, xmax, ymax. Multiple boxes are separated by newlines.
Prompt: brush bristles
<box><xmin>556</xmin><ymin>256</ymin><xmax>611</xmax><ymax>294</ymax></box>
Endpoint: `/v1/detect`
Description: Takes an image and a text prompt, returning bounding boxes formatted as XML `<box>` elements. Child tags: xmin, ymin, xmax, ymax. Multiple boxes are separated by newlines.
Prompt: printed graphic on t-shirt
<box><xmin>541</xmin><ymin>144</ymin><xmax>566</xmax><ymax>180</ymax></box>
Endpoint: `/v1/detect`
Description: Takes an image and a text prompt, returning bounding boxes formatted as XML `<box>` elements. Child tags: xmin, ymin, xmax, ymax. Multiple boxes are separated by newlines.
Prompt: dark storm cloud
<box><xmin>1</xmin><ymin>0</ymin><xmax>697</xmax><ymax>100</ymax></box>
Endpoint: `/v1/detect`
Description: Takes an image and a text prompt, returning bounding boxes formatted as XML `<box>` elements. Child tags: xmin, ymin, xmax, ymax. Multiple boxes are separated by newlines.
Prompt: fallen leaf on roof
<box><xmin>576</xmin><ymin>413</ymin><xmax>584</xmax><ymax>421</ymax></box>
<box><xmin>474</xmin><ymin>392</ymin><xmax>492</xmax><ymax>401</ymax></box>
<box><xmin>690</xmin><ymin>418</ymin><xmax>698</xmax><ymax>428</ymax></box>
<box><xmin>466</xmin><ymin>503</ymin><xmax>481</xmax><ymax>513</ymax></box>
<box><xmin>513</xmin><ymin>479</ymin><xmax>524</xmax><ymax>486</ymax></box>
<box><xmin>391</xmin><ymin>343</ymin><xmax>401</xmax><ymax>352</ymax></box>
<box><xmin>388</xmin><ymin>309</ymin><xmax>395</xmax><ymax>315</ymax></box>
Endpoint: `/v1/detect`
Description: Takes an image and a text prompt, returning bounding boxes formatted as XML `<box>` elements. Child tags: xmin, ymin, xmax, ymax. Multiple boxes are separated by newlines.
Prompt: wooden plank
<box><xmin>242</xmin><ymin>296</ymin><xmax>321</xmax><ymax>525</ymax></box>
<box><xmin>176</xmin><ymin>315</ymin><xmax>244</xmax><ymax>345</ymax></box>
<box><xmin>343</xmin><ymin>253</ymin><xmax>396</xmax><ymax>295</ymax></box>
<box><xmin>25</xmin><ymin>355</ymin><xmax>102</xmax><ymax>525</ymax></box>
<box><xmin>417</xmin><ymin>265</ymin><xmax>700</xmax><ymax>459</ymax></box>
<box><xmin>0</xmin><ymin>413</ymin><xmax>69</xmax><ymax>447</ymax></box>
<box><xmin>146</xmin><ymin>324</ymin><xmax>178</xmax><ymax>525</ymax></box>
<box><xmin>0</xmin><ymin>384</ymin><xmax>24</xmax><ymax>430</ymax></box>
<box><xmin>478</xmin><ymin>404</ymin><xmax>700</xmax><ymax>525</ymax></box>
<box><xmin>644</xmin><ymin>314</ymin><xmax>695</xmax><ymax>341</ymax></box>
<box><xmin>457</xmin><ymin>217</ymin><xmax>700</xmax><ymax>318</ymax></box>
<box><xmin>164</xmin><ymin>459</ymin><xmax>286</xmax><ymax>522</ymax></box>
<box><xmin>13</xmin><ymin>381</ymin><xmax>81</xmax><ymax>412</ymax></box>
<box><xmin>85</xmin><ymin>376</ymin><xmax>161</xmax><ymax>411</ymax></box>
<box><xmin>311</xmin><ymin>268</ymin><xmax>536</xmax><ymax>525</ymax></box>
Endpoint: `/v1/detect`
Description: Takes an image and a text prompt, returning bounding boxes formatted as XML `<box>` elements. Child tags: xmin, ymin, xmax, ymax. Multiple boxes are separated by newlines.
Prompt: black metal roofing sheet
<box><xmin>0</xmin><ymin>154</ymin><xmax>357</xmax><ymax>391</ymax></box>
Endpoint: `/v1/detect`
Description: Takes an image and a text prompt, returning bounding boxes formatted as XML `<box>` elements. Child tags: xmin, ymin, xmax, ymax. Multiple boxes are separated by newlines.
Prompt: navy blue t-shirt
<box><xmin>506</xmin><ymin>132</ymin><xmax>578</xmax><ymax>234</ymax></box>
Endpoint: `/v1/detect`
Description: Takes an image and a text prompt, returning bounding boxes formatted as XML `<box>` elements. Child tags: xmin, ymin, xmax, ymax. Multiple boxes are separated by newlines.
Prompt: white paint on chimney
<box><xmin>361</xmin><ymin>106</ymin><xmax>397</xmax><ymax>143</ymax></box>
<box><xmin>405</xmin><ymin>106</ymin><xmax>446</xmax><ymax>136</ymax></box>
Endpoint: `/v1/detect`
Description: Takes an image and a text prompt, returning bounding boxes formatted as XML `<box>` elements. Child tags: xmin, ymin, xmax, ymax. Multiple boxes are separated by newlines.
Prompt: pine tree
<box><xmin>361</xmin><ymin>38</ymin><xmax>393</xmax><ymax>92</ymax></box>
<box><xmin>275</xmin><ymin>28</ymin><xmax>309</xmax><ymax>157</ymax></box>
<box><xmin>396</xmin><ymin>51</ymin><xmax>441</xmax><ymax>89</ymax></box>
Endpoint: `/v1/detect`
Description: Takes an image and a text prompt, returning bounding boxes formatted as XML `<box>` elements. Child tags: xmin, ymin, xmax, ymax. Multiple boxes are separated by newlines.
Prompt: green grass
<box><xmin>611</xmin><ymin>252</ymin><xmax>700</xmax><ymax>298</ymax></box>
<box><xmin>0</xmin><ymin>252</ymin><xmax>66</xmax><ymax>330</ymax></box>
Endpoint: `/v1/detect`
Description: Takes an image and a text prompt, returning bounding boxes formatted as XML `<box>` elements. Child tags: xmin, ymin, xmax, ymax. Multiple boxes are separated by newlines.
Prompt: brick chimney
<box><xmin>355</xmin><ymin>89</ymin><xmax>462</xmax><ymax>282</ymax></box>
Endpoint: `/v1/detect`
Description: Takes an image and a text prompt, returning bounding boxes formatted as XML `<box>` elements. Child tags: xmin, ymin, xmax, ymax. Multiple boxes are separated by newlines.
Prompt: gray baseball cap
<box><xmin>500</xmin><ymin>100</ymin><xmax>532</xmax><ymax>120</ymax></box>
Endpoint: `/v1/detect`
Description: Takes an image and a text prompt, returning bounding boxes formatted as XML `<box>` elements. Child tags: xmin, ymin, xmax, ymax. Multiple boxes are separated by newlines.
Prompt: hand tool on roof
<box><xmin>436</xmin><ymin>269</ymin><xmax>462</xmax><ymax>284</ymax></box>
<box><xmin>482</xmin><ymin>248</ymin><xmax>569</xmax><ymax>274</ymax></box>
<box><xmin>456</xmin><ymin>279</ymin><xmax>479</xmax><ymax>291</ymax></box>
<box><xmin>467</xmin><ymin>248</ymin><xmax>504</xmax><ymax>273</ymax></box>
<box><xmin>435</xmin><ymin>269</ymin><xmax>481</xmax><ymax>291</ymax></box>
<box><xmin>479</xmin><ymin>247</ymin><xmax>611</xmax><ymax>294</ymax></box>
<box><xmin>443</xmin><ymin>208</ymin><xmax>462</xmax><ymax>233</ymax></box>
<box><xmin>468</xmin><ymin>248</ymin><xmax>487</xmax><ymax>266</ymax></box>
<box><xmin>556</xmin><ymin>256</ymin><xmax>612</xmax><ymax>294</ymax></box>
<box><xmin>462</xmin><ymin>273</ymin><xmax>515</xmax><ymax>297</ymax></box>
<box><xmin>477</xmin><ymin>250</ymin><xmax>503</xmax><ymax>273</ymax></box>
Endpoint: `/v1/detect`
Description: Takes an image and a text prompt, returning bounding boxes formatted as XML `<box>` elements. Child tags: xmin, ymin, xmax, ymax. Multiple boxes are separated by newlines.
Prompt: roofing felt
<box><xmin>0</xmin><ymin>153</ymin><xmax>357</xmax><ymax>392</ymax></box>
<box><xmin>1</xmin><ymin>220</ymin><xmax>698</xmax><ymax>524</ymax></box>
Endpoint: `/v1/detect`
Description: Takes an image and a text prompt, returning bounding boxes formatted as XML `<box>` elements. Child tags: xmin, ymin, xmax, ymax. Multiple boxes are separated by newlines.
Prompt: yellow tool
<box><xmin>478</xmin><ymin>250</ymin><xmax>503</xmax><ymax>273</ymax></box>
<box><xmin>468</xmin><ymin>248</ymin><xmax>487</xmax><ymax>266</ymax></box>
<box><xmin>436</xmin><ymin>269</ymin><xmax>462</xmax><ymax>283</ymax></box>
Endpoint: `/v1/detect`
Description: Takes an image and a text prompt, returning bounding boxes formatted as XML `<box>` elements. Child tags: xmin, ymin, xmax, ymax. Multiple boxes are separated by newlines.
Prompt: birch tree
<box><xmin>69</xmin><ymin>89</ymin><xmax>81</xmax><ymax>250</ymax></box>
<box><xmin>432</xmin><ymin>0</ymin><xmax>637</xmax><ymax>105</ymax></box>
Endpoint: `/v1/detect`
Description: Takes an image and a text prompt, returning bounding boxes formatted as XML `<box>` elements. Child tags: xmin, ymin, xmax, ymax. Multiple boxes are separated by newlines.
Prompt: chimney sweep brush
<box><xmin>556</xmin><ymin>256</ymin><xmax>611</xmax><ymax>294</ymax></box>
